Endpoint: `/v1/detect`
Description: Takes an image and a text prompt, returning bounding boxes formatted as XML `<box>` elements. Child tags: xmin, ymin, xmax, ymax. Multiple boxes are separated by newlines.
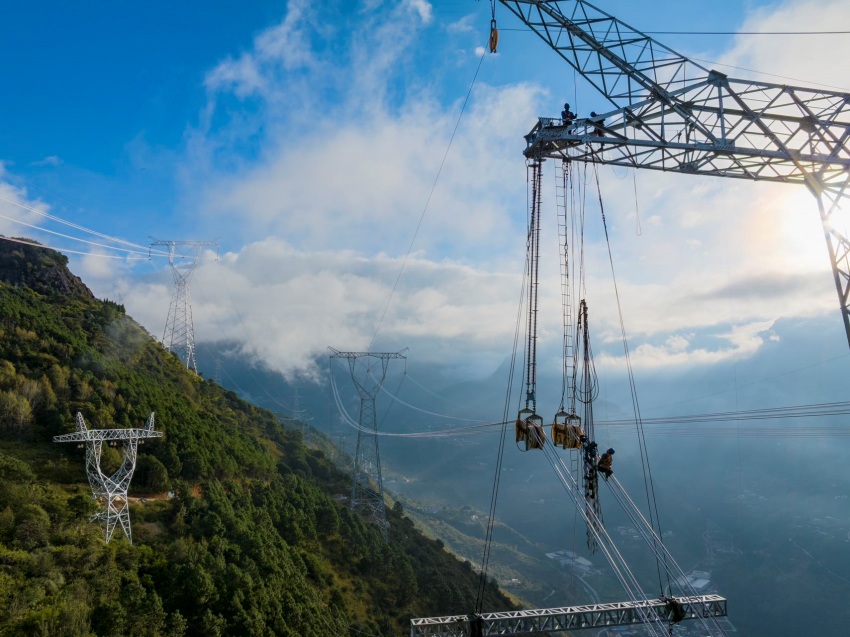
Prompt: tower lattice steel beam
<box><xmin>501</xmin><ymin>0</ymin><xmax>850</xmax><ymax>348</ymax></box>
<box><xmin>151</xmin><ymin>239</ymin><xmax>219</xmax><ymax>372</ymax></box>
<box><xmin>54</xmin><ymin>412</ymin><xmax>163</xmax><ymax>543</ymax></box>
<box><xmin>330</xmin><ymin>348</ymin><xmax>406</xmax><ymax>539</ymax></box>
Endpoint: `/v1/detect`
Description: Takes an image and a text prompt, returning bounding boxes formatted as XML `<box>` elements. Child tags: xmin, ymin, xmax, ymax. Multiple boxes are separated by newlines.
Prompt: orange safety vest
<box><xmin>598</xmin><ymin>453</ymin><xmax>612</xmax><ymax>469</ymax></box>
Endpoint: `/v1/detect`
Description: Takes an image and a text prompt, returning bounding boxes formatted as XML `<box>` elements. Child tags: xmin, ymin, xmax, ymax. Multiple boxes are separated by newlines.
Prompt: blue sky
<box><xmin>2</xmin><ymin>0</ymin><xmax>850</xmax><ymax>385</ymax></box>
<box><xmin>8</xmin><ymin>5</ymin><xmax>850</xmax><ymax>628</ymax></box>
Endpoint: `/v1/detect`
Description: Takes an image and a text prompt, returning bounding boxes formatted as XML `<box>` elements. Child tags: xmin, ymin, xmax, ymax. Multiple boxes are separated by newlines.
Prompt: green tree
<box><xmin>135</xmin><ymin>455</ymin><xmax>170</xmax><ymax>493</ymax></box>
<box><xmin>67</xmin><ymin>494</ymin><xmax>99</xmax><ymax>520</ymax></box>
<box><xmin>0</xmin><ymin>390</ymin><xmax>33</xmax><ymax>438</ymax></box>
<box><xmin>0</xmin><ymin>453</ymin><xmax>35</xmax><ymax>483</ymax></box>
<box><xmin>14</xmin><ymin>504</ymin><xmax>51</xmax><ymax>550</ymax></box>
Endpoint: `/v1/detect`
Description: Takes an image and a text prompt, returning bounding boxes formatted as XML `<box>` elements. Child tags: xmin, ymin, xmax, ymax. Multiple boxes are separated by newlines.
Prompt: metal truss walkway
<box><xmin>411</xmin><ymin>594</ymin><xmax>727</xmax><ymax>636</ymax></box>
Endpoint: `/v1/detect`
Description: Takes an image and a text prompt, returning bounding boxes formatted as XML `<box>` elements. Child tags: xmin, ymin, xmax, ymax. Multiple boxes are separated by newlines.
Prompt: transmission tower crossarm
<box><xmin>502</xmin><ymin>1</ymin><xmax>850</xmax><ymax>186</ymax></box>
<box><xmin>329</xmin><ymin>347</ymin><xmax>408</xmax><ymax>360</ymax></box>
<box><xmin>53</xmin><ymin>428</ymin><xmax>164</xmax><ymax>443</ymax></box>
<box><xmin>524</xmin><ymin>88</ymin><xmax>850</xmax><ymax>190</ymax></box>
<box><xmin>502</xmin><ymin>0</ymin><xmax>850</xmax><ymax>349</ymax></box>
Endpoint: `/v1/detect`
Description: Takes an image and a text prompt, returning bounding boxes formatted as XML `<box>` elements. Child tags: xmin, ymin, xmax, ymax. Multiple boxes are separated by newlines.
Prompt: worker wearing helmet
<box><xmin>590</xmin><ymin>111</ymin><xmax>605</xmax><ymax>136</ymax></box>
<box><xmin>598</xmin><ymin>448</ymin><xmax>615</xmax><ymax>480</ymax></box>
<box><xmin>561</xmin><ymin>102</ymin><xmax>576</xmax><ymax>126</ymax></box>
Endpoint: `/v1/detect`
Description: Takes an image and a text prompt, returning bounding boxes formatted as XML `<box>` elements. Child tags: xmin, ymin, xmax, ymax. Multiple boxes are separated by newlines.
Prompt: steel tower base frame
<box><xmin>411</xmin><ymin>595</ymin><xmax>727</xmax><ymax>636</ymax></box>
<box><xmin>54</xmin><ymin>412</ymin><xmax>163</xmax><ymax>543</ymax></box>
<box><xmin>330</xmin><ymin>348</ymin><xmax>406</xmax><ymax>539</ymax></box>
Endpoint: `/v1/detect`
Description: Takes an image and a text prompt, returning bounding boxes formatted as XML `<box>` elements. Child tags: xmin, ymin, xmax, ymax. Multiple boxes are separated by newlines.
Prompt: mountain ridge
<box><xmin>0</xmin><ymin>239</ymin><xmax>515</xmax><ymax>637</ymax></box>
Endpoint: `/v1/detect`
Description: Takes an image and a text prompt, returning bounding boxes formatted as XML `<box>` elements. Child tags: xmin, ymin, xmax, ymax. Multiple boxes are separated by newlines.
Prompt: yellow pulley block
<box><xmin>515</xmin><ymin>407</ymin><xmax>533</xmax><ymax>443</ymax></box>
<box><xmin>525</xmin><ymin>413</ymin><xmax>546</xmax><ymax>451</ymax></box>
<box><xmin>489</xmin><ymin>19</ymin><xmax>499</xmax><ymax>53</ymax></box>
<box><xmin>552</xmin><ymin>410</ymin><xmax>583</xmax><ymax>449</ymax></box>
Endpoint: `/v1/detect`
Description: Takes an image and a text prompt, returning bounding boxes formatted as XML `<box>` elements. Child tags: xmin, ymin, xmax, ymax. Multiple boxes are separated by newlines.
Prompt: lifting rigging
<box><xmin>515</xmin><ymin>142</ymin><xmax>606</xmax><ymax>555</ymax></box>
<box><xmin>551</xmin><ymin>160</ymin><xmax>581</xmax><ymax>454</ymax></box>
<box><xmin>416</xmin><ymin>3</ymin><xmax>746</xmax><ymax>635</ymax></box>
<box><xmin>515</xmin><ymin>159</ymin><xmax>546</xmax><ymax>450</ymax></box>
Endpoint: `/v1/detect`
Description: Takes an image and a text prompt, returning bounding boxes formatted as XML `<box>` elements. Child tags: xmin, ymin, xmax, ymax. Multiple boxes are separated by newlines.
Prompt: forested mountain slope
<box><xmin>0</xmin><ymin>239</ymin><xmax>513</xmax><ymax>637</ymax></box>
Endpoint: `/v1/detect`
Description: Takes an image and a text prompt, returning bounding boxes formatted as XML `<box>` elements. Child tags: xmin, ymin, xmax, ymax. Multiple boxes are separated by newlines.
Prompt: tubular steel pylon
<box><xmin>54</xmin><ymin>412</ymin><xmax>163</xmax><ymax>543</ymax></box>
<box><xmin>330</xmin><ymin>348</ymin><xmax>406</xmax><ymax>539</ymax></box>
<box><xmin>151</xmin><ymin>240</ymin><xmax>219</xmax><ymax>373</ymax></box>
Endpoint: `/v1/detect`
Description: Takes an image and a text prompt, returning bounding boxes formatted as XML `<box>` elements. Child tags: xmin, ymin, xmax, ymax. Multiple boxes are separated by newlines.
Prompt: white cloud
<box><xmin>406</xmin><ymin>0</ymin><xmax>433</xmax><ymax>25</ymax></box>
<box><xmin>447</xmin><ymin>15</ymin><xmax>475</xmax><ymax>34</ymax></box>
<box><xmin>31</xmin><ymin>155</ymin><xmax>63</xmax><ymax>167</ymax></box>
<box><xmin>720</xmin><ymin>0</ymin><xmax>850</xmax><ymax>89</ymax></box>
<box><xmin>519</xmin><ymin>160</ymin><xmax>838</xmax><ymax>351</ymax></box>
<box><xmin>199</xmin><ymin>80</ymin><xmax>540</xmax><ymax>262</ymax></box>
<box><xmin>0</xmin><ymin>167</ymin><xmax>49</xmax><ymax>237</ymax></box>
<box><xmin>205</xmin><ymin>53</ymin><xmax>267</xmax><ymax>98</ymax></box>
<box><xmin>119</xmin><ymin>238</ymin><xmax>524</xmax><ymax>380</ymax></box>
<box><xmin>599</xmin><ymin>320</ymin><xmax>778</xmax><ymax>370</ymax></box>
<box><xmin>204</xmin><ymin>0</ymin><xmax>319</xmax><ymax>99</ymax></box>
<box><xmin>77</xmin><ymin>252</ymin><xmax>121</xmax><ymax>281</ymax></box>
<box><xmin>157</xmin><ymin>0</ymin><xmax>850</xmax><ymax>379</ymax></box>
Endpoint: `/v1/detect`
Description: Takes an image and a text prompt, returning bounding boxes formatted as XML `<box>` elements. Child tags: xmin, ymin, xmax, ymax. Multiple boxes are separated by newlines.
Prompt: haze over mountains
<box><xmin>199</xmin><ymin>308</ymin><xmax>850</xmax><ymax>637</ymax></box>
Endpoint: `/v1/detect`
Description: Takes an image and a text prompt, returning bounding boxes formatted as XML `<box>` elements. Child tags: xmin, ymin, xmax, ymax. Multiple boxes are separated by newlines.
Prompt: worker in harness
<box><xmin>597</xmin><ymin>448</ymin><xmax>615</xmax><ymax>480</ymax></box>
<box><xmin>561</xmin><ymin>102</ymin><xmax>576</xmax><ymax>125</ymax></box>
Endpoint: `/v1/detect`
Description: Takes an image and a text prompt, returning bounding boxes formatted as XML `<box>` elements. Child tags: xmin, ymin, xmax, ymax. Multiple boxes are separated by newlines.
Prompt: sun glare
<box><xmin>770</xmin><ymin>186</ymin><xmax>831</xmax><ymax>273</ymax></box>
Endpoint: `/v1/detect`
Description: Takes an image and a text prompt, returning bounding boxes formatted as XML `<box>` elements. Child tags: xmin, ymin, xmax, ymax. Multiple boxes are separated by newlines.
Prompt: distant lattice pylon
<box><xmin>54</xmin><ymin>412</ymin><xmax>163</xmax><ymax>543</ymax></box>
<box><xmin>330</xmin><ymin>348</ymin><xmax>406</xmax><ymax>539</ymax></box>
<box><xmin>214</xmin><ymin>357</ymin><xmax>223</xmax><ymax>385</ymax></box>
<box><xmin>151</xmin><ymin>239</ymin><xmax>219</xmax><ymax>373</ymax></box>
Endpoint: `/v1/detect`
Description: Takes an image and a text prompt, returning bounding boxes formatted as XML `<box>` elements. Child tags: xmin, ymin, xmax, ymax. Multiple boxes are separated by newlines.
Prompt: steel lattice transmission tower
<box><xmin>214</xmin><ymin>357</ymin><xmax>223</xmax><ymax>385</ymax></box>
<box><xmin>151</xmin><ymin>240</ymin><xmax>219</xmax><ymax>372</ymax></box>
<box><xmin>330</xmin><ymin>348</ymin><xmax>406</xmax><ymax>539</ymax></box>
<box><xmin>54</xmin><ymin>412</ymin><xmax>163</xmax><ymax>543</ymax></box>
<box><xmin>500</xmin><ymin>0</ymin><xmax>850</xmax><ymax>348</ymax></box>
